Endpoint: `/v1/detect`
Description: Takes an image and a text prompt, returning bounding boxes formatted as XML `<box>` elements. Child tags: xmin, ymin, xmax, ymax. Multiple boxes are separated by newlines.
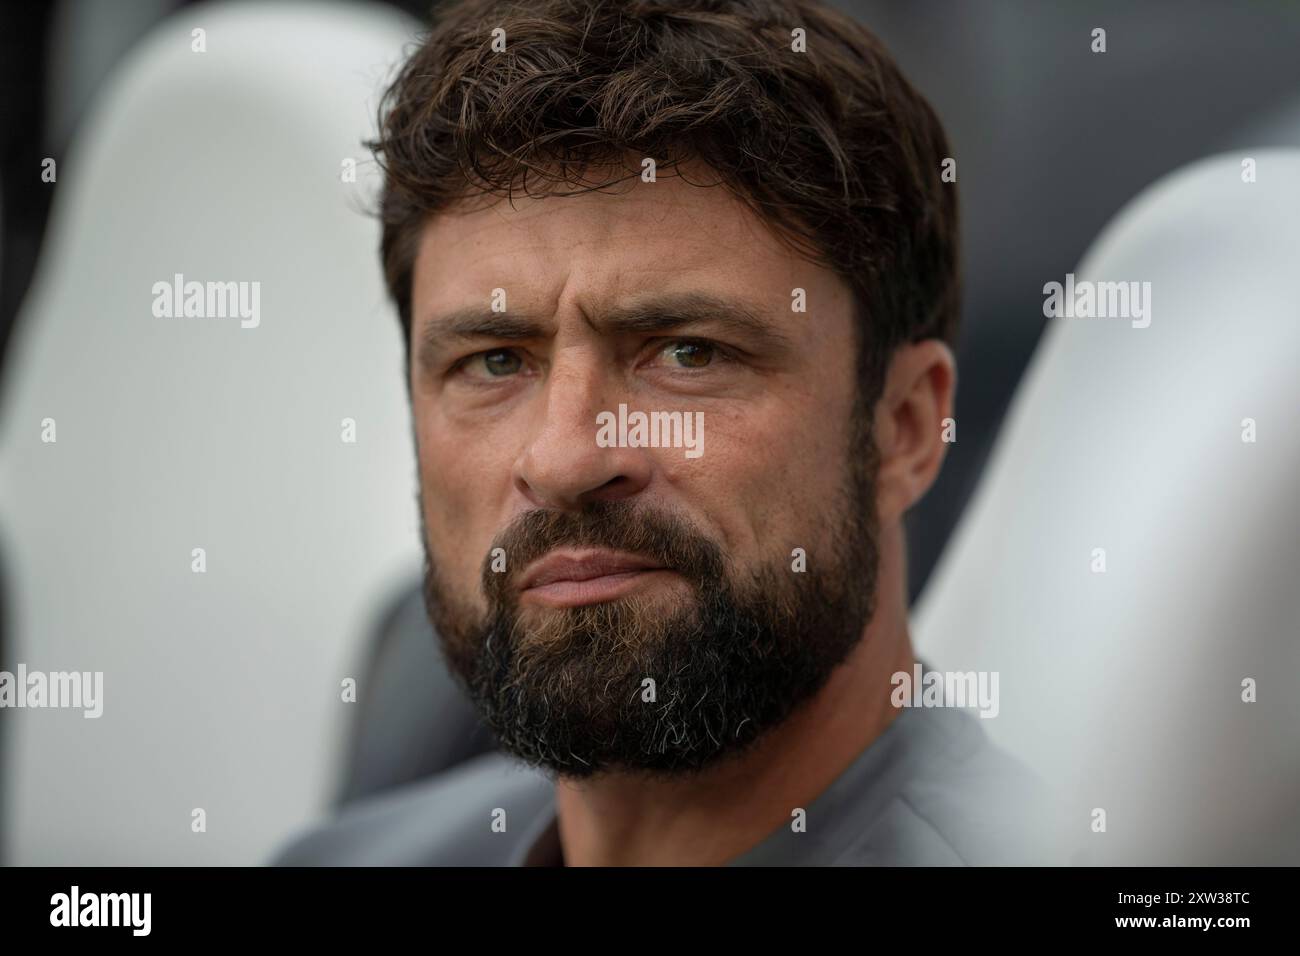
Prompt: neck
<box><xmin>552</xmin><ymin>528</ymin><xmax>914</xmax><ymax>866</ymax></box>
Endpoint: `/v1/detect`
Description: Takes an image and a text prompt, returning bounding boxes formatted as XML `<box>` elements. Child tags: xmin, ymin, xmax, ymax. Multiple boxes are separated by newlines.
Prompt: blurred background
<box><xmin>1</xmin><ymin>0</ymin><xmax>1297</xmax><ymax>865</ymax></box>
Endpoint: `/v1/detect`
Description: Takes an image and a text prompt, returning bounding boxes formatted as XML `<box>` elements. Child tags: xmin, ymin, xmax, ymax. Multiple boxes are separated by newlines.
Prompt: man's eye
<box><xmin>660</xmin><ymin>340</ymin><xmax>716</xmax><ymax>368</ymax></box>
<box><xmin>460</xmin><ymin>349</ymin><xmax>523</xmax><ymax>378</ymax></box>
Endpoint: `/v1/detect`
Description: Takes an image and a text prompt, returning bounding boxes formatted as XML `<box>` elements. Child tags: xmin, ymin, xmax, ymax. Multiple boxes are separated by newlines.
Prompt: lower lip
<box><xmin>521</xmin><ymin>569</ymin><xmax>675</xmax><ymax>608</ymax></box>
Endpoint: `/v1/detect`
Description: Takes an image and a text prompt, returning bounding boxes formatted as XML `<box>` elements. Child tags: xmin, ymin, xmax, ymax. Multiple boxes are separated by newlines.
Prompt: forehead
<box><xmin>410</xmin><ymin>171</ymin><xmax>850</xmax><ymax>323</ymax></box>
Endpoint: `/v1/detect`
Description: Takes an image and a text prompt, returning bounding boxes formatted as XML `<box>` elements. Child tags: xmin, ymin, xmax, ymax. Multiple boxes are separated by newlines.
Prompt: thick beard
<box><xmin>421</xmin><ymin>408</ymin><xmax>880</xmax><ymax>781</ymax></box>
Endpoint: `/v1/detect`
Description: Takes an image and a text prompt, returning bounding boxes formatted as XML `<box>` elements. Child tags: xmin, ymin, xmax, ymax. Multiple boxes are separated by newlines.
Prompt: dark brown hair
<box><xmin>369</xmin><ymin>0</ymin><xmax>959</xmax><ymax>401</ymax></box>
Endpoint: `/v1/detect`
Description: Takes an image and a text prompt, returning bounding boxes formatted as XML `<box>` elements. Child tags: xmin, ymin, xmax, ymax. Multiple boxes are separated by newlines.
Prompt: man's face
<box><xmin>410</xmin><ymin>169</ymin><xmax>880</xmax><ymax>779</ymax></box>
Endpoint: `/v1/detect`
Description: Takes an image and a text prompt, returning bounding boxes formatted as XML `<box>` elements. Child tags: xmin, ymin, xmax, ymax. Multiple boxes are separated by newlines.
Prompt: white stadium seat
<box><xmin>0</xmin><ymin>2</ymin><xmax>422</xmax><ymax>864</ymax></box>
<box><xmin>915</xmin><ymin>149</ymin><xmax>1300</xmax><ymax>864</ymax></box>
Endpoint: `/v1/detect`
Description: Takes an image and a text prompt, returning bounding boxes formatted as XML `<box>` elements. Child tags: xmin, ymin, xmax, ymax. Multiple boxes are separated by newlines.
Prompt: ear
<box><xmin>872</xmin><ymin>340</ymin><xmax>957</xmax><ymax>523</ymax></box>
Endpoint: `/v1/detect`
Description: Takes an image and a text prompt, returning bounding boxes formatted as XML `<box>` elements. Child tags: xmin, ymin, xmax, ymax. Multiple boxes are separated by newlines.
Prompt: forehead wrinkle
<box><xmin>591</xmin><ymin>291</ymin><xmax>795</xmax><ymax>353</ymax></box>
<box><xmin>416</xmin><ymin>307</ymin><xmax>550</xmax><ymax>373</ymax></box>
<box><xmin>417</xmin><ymin>288</ymin><xmax>797</xmax><ymax>368</ymax></box>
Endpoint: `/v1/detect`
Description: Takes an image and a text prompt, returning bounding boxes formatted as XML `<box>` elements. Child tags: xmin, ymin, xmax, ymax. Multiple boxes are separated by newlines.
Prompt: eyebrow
<box><xmin>416</xmin><ymin>291</ymin><xmax>793</xmax><ymax>372</ymax></box>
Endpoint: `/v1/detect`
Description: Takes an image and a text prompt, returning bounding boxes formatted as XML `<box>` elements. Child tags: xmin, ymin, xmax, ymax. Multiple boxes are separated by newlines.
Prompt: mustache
<box><xmin>480</xmin><ymin>500</ymin><xmax>727</xmax><ymax>605</ymax></box>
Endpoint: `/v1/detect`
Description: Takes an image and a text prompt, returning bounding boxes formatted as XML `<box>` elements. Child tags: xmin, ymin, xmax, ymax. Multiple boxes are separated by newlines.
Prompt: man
<box><xmin>275</xmin><ymin>0</ymin><xmax>1055</xmax><ymax>866</ymax></box>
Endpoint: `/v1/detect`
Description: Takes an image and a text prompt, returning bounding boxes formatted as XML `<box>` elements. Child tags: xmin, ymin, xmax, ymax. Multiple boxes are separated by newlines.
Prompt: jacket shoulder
<box><xmin>269</xmin><ymin>751</ymin><xmax>553</xmax><ymax>866</ymax></box>
<box><xmin>837</xmin><ymin>708</ymin><xmax>1065</xmax><ymax>866</ymax></box>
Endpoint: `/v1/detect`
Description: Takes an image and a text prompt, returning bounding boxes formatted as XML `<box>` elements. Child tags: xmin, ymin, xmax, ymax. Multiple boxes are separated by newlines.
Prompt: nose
<box><xmin>513</xmin><ymin>352</ymin><xmax>653</xmax><ymax>510</ymax></box>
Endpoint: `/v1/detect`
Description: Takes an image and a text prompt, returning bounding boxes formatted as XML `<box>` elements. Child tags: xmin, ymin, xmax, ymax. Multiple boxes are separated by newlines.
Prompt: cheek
<box><xmin>415</xmin><ymin>413</ymin><xmax>511</xmax><ymax>586</ymax></box>
<box><xmin>661</xmin><ymin>400</ymin><xmax>850</xmax><ymax>563</ymax></box>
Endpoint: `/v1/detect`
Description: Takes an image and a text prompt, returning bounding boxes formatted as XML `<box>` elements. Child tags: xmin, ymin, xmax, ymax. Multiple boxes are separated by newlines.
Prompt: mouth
<box><xmin>517</xmin><ymin>548</ymin><xmax>673</xmax><ymax>608</ymax></box>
